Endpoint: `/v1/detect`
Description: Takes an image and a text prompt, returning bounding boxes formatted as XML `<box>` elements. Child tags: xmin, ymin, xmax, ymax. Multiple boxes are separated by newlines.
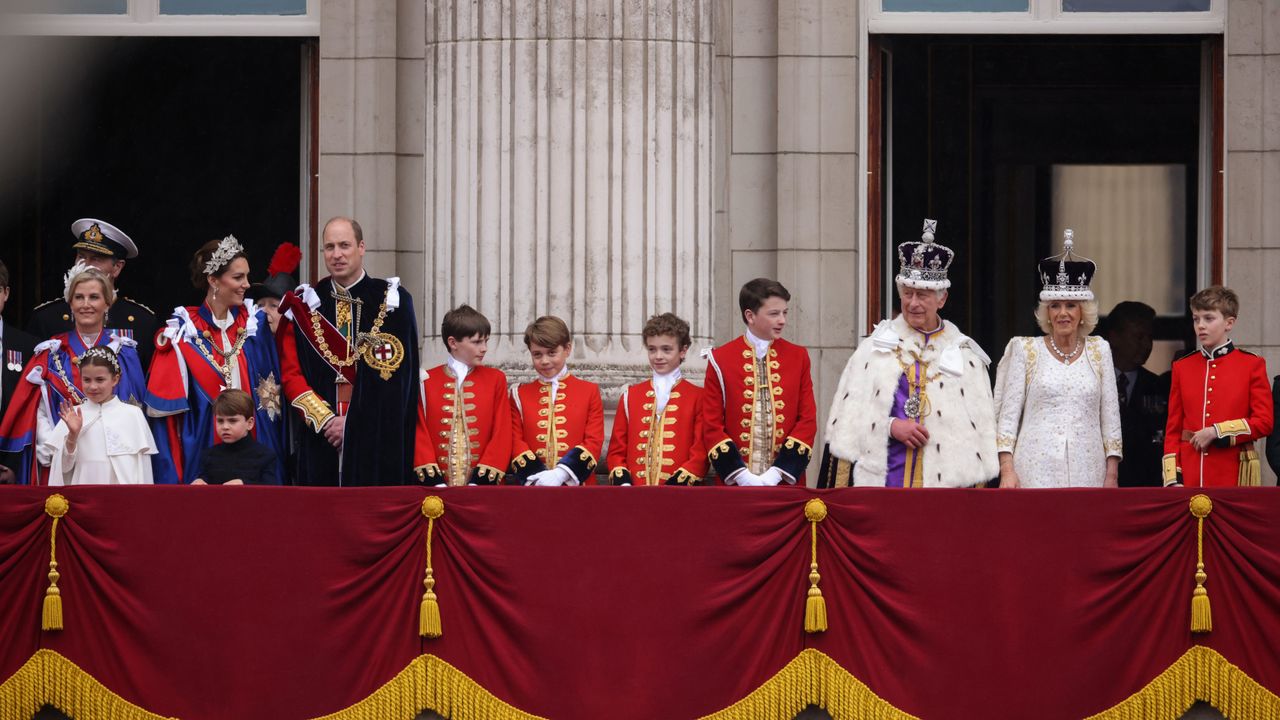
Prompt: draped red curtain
<box><xmin>2</xmin><ymin>487</ymin><xmax>1278</xmax><ymax>720</ymax></box>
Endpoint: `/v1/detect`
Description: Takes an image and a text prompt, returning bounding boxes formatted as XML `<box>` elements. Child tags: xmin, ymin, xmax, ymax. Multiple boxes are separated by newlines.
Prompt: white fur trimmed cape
<box><xmin>824</xmin><ymin>316</ymin><xmax>999</xmax><ymax>487</ymax></box>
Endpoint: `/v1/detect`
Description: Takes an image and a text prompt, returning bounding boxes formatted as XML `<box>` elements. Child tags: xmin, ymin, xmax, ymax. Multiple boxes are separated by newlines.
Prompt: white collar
<box><xmin>211</xmin><ymin>310</ymin><xmax>236</xmax><ymax>332</ymax></box>
<box><xmin>652</xmin><ymin>368</ymin><xmax>681</xmax><ymax>412</ymax></box>
<box><xmin>538</xmin><ymin>365</ymin><xmax>569</xmax><ymax>384</ymax></box>
<box><xmin>744</xmin><ymin>329</ymin><xmax>772</xmax><ymax>358</ymax></box>
<box><xmin>445</xmin><ymin>354</ymin><xmax>472</xmax><ymax>385</ymax></box>
<box><xmin>334</xmin><ymin>270</ymin><xmax>367</xmax><ymax>292</ymax></box>
<box><xmin>652</xmin><ymin>367</ymin><xmax>682</xmax><ymax>392</ymax></box>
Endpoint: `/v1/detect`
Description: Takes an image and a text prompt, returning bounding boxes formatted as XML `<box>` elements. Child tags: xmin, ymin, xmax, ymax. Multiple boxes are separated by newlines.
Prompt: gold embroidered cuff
<box><xmin>474</xmin><ymin>464</ymin><xmax>504</xmax><ymax>485</ymax></box>
<box><xmin>575</xmin><ymin>446</ymin><xmax>598</xmax><ymax>472</ymax></box>
<box><xmin>1104</xmin><ymin>438</ymin><xmax>1123</xmax><ymax>457</ymax></box>
<box><xmin>668</xmin><ymin>468</ymin><xmax>701</xmax><ymax>486</ymax></box>
<box><xmin>708</xmin><ymin>439</ymin><xmax>732</xmax><ymax>460</ymax></box>
<box><xmin>783</xmin><ymin>437</ymin><xmax>813</xmax><ymax>456</ymax></box>
<box><xmin>996</xmin><ymin>434</ymin><xmax>1017</xmax><ymax>452</ymax></box>
<box><xmin>1162</xmin><ymin>453</ymin><xmax>1179</xmax><ymax>486</ymax></box>
<box><xmin>1213</xmin><ymin>419</ymin><xmax>1251</xmax><ymax>441</ymax></box>
<box><xmin>291</xmin><ymin>390</ymin><xmax>336</xmax><ymax>433</ymax></box>
<box><xmin>414</xmin><ymin>464</ymin><xmax>442</xmax><ymax>483</ymax></box>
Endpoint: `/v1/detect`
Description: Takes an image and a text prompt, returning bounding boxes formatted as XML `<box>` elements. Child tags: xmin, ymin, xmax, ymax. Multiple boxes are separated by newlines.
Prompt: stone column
<box><xmin>422</xmin><ymin>0</ymin><xmax>715</xmax><ymax>396</ymax></box>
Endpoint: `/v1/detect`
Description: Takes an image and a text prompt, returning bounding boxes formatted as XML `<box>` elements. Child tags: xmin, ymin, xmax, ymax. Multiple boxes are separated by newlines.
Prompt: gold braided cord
<box><xmin>1085</xmin><ymin>646</ymin><xmax>1280</xmax><ymax>720</ymax></box>
<box><xmin>697</xmin><ymin>649</ymin><xmax>918</xmax><ymax>720</ymax></box>
<box><xmin>309</xmin><ymin>654</ymin><xmax>547</xmax><ymax>720</ymax></box>
<box><xmin>0</xmin><ymin>650</ymin><xmax>175</xmax><ymax>720</ymax></box>
<box><xmin>1189</xmin><ymin>494</ymin><xmax>1213</xmax><ymax>634</ymax></box>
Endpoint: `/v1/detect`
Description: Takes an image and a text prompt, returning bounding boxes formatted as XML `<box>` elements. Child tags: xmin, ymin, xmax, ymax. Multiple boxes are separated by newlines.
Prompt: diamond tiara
<box><xmin>203</xmin><ymin>235</ymin><xmax>245</xmax><ymax>275</ymax></box>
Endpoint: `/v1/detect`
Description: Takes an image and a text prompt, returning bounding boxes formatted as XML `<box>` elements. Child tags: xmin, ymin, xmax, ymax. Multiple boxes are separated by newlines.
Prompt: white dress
<box><xmin>993</xmin><ymin>336</ymin><xmax>1123</xmax><ymax>488</ymax></box>
<box><xmin>43</xmin><ymin>396</ymin><xmax>157</xmax><ymax>486</ymax></box>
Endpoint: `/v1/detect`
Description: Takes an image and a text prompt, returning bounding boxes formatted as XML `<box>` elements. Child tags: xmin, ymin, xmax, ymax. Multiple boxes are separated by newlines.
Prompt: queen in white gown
<box><xmin>994</xmin><ymin>232</ymin><xmax>1122</xmax><ymax>488</ymax></box>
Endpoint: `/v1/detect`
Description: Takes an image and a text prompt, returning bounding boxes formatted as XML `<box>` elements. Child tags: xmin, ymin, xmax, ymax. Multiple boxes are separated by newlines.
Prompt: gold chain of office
<box><xmin>308</xmin><ymin>296</ymin><xmax>391</xmax><ymax>369</ymax></box>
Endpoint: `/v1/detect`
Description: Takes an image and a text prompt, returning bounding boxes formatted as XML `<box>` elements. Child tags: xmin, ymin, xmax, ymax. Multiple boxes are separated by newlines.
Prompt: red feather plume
<box><xmin>266</xmin><ymin>243</ymin><xmax>302</xmax><ymax>276</ymax></box>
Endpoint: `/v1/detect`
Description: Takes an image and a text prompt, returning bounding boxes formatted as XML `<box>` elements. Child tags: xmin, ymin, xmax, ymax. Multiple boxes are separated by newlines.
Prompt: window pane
<box><xmin>1063</xmin><ymin>0</ymin><xmax>1209</xmax><ymax>11</ymax></box>
<box><xmin>883</xmin><ymin>0</ymin><xmax>1028</xmax><ymax>11</ymax></box>
<box><xmin>160</xmin><ymin>0</ymin><xmax>306</xmax><ymax>14</ymax></box>
<box><xmin>1050</xmin><ymin>164</ymin><xmax>1187</xmax><ymax>317</ymax></box>
<box><xmin>23</xmin><ymin>0</ymin><xmax>126</xmax><ymax>13</ymax></box>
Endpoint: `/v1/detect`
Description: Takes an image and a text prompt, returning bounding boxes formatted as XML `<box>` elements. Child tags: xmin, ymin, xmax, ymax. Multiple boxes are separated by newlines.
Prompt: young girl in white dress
<box><xmin>43</xmin><ymin>347</ymin><xmax>157</xmax><ymax>485</ymax></box>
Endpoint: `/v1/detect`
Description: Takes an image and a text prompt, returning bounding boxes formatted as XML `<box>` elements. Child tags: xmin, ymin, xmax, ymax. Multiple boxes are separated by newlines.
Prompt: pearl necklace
<box><xmin>1047</xmin><ymin>333</ymin><xmax>1081</xmax><ymax>362</ymax></box>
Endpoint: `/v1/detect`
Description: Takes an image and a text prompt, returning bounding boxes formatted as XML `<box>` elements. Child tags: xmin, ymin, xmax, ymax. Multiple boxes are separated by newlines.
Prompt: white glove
<box><xmin>530</xmin><ymin>467</ymin><xmax>572</xmax><ymax>487</ymax></box>
<box><xmin>733</xmin><ymin>470</ymin><xmax>763</xmax><ymax>487</ymax></box>
<box><xmin>556</xmin><ymin>465</ymin><xmax>581</xmax><ymax>486</ymax></box>
<box><xmin>758</xmin><ymin>467</ymin><xmax>784</xmax><ymax>486</ymax></box>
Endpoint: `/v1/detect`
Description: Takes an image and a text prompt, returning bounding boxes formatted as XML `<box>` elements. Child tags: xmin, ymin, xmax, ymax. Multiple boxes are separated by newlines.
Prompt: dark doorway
<box><xmin>877</xmin><ymin>35</ymin><xmax>1207</xmax><ymax>373</ymax></box>
<box><xmin>0</xmin><ymin>36</ymin><xmax>309</xmax><ymax>330</ymax></box>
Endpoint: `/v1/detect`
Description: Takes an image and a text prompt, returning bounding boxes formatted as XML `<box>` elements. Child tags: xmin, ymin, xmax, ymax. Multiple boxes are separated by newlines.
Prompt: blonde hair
<box><xmin>1034</xmin><ymin>300</ymin><xmax>1098</xmax><ymax>337</ymax></box>
<box><xmin>64</xmin><ymin>267</ymin><xmax>116</xmax><ymax>306</ymax></box>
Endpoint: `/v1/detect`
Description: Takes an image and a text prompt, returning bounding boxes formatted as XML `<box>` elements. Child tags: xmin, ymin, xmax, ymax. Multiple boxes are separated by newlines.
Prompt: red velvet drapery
<box><xmin>1</xmin><ymin>487</ymin><xmax>1278</xmax><ymax>720</ymax></box>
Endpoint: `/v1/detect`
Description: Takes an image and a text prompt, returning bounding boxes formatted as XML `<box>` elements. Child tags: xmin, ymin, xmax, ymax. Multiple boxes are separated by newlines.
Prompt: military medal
<box><xmin>360</xmin><ymin>331</ymin><xmax>404</xmax><ymax>381</ymax></box>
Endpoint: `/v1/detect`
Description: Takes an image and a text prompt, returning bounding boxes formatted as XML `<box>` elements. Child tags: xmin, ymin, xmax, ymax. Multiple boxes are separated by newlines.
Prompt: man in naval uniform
<box><xmin>276</xmin><ymin>216</ymin><xmax>420</xmax><ymax>486</ymax></box>
<box><xmin>818</xmin><ymin>219</ymin><xmax>999</xmax><ymax>488</ymax></box>
<box><xmin>28</xmin><ymin>218</ymin><xmax>157</xmax><ymax>367</ymax></box>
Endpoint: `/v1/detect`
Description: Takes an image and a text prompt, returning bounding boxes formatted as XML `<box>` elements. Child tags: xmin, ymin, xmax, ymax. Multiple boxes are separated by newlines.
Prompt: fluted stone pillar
<box><xmin>422</xmin><ymin>0</ymin><xmax>714</xmax><ymax>396</ymax></box>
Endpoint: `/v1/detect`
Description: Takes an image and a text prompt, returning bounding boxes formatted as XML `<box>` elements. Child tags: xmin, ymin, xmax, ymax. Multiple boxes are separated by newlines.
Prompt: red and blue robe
<box><xmin>0</xmin><ymin>330</ymin><xmax>148</xmax><ymax>485</ymax></box>
<box><xmin>144</xmin><ymin>302</ymin><xmax>286</xmax><ymax>485</ymax></box>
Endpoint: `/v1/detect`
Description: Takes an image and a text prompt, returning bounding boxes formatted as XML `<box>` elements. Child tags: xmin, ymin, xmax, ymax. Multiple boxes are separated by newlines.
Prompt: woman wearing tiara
<box><xmin>994</xmin><ymin>231</ymin><xmax>1123</xmax><ymax>488</ymax></box>
<box><xmin>144</xmin><ymin>236</ymin><xmax>286</xmax><ymax>485</ymax></box>
<box><xmin>0</xmin><ymin>263</ymin><xmax>148</xmax><ymax>485</ymax></box>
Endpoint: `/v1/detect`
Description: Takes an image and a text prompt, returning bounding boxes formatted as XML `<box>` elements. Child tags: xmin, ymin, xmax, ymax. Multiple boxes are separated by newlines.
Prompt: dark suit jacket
<box><xmin>1268</xmin><ymin>375</ymin><xmax>1279</xmax><ymax>478</ymax></box>
<box><xmin>1117</xmin><ymin>367</ymin><xmax>1170</xmax><ymax>488</ymax></box>
<box><xmin>1</xmin><ymin>319</ymin><xmax>39</xmax><ymax>477</ymax></box>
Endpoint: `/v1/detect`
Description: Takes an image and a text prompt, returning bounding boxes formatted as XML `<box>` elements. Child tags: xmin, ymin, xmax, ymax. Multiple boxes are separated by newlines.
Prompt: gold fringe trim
<box><xmin>309</xmin><ymin>654</ymin><xmax>547</xmax><ymax>720</ymax></box>
<box><xmin>0</xmin><ymin>649</ymin><xmax>175</xmax><ymax>720</ymax></box>
<box><xmin>1086</xmin><ymin>645</ymin><xmax>1280</xmax><ymax>719</ymax></box>
<box><xmin>698</xmin><ymin>649</ymin><xmax>918</xmax><ymax>720</ymax></box>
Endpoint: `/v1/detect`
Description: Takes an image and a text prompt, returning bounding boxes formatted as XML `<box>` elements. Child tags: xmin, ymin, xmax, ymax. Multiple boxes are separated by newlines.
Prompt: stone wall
<box><xmin>719</xmin><ymin>0</ymin><xmax>860</xmax><ymax>462</ymax></box>
<box><xmin>1226</xmin><ymin>0</ymin><xmax>1280</xmax><ymax>483</ymax></box>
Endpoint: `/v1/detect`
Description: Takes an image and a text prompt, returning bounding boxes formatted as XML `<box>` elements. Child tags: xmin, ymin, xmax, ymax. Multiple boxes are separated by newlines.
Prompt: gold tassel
<box><xmin>1189</xmin><ymin>494</ymin><xmax>1213</xmax><ymax>634</ymax></box>
<box><xmin>803</xmin><ymin>499</ymin><xmax>828</xmax><ymax>634</ymax></box>
<box><xmin>1238</xmin><ymin>450</ymin><xmax>1261</xmax><ymax>487</ymax></box>
<box><xmin>420</xmin><ymin>496</ymin><xmax>445</xmax><ymax>639</ymax></box>
<box><xmin>43</xmin><ymin>494</ymin><xmax>70</xmax><ymax>632</ymax></box>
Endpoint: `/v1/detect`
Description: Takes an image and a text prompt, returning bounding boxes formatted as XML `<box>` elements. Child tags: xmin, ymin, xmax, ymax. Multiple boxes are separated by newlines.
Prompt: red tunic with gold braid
<box><xmin>702</xmin><ymin>335</ymin><xmax>817</xmax><ymax>483</ymax></box>
<box><xmin>1163</xmin><ymin>342</ymin><xmax>1273</xmax><ymax>487</ymax></box>
<box><xmin>509</xmin><ymin>373</ymin><xmax>605</xmax><ymax>484</ymax></box>
<box><xmin>606</xmin><ymin>378</ymin><xmax>708</xmax><ymax>486</ymax></box>
<box><xmin>414</xmin><ymin>364</ymin><xmax>513</xmax><ymax>486</ymax></box>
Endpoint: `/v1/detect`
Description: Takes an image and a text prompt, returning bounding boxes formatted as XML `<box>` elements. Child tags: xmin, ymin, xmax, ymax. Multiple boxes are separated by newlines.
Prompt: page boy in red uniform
<box><xmin>414</xmin><ymin>305</ymin><xmax>513</xmax><ymax>485</ymax></box>
<box><xmin>1163</xmin><ymin>286</ymin><xmax>1273</xmax><ymax>487</ymax></box>
<box><xmin>702</xmin><ymin>278</ymin><xmax>817</xmax><ymax>486</ymax></box>
<box><xmin>509</xmin><ymin>316</ymin><xmax>604</xmax><ymax>486</ymax></box>
<box><xmin>607</xmin><ymin>313</ymin><xmax>707</xmax><ymax>486</ymax></box>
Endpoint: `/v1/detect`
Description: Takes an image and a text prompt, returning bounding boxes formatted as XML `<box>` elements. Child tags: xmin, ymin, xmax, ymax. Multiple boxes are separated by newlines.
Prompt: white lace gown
<box><xmin>993</xmin><ymin>336</ymin><xmax>1123</xmax><ymax>488</ymax></box>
